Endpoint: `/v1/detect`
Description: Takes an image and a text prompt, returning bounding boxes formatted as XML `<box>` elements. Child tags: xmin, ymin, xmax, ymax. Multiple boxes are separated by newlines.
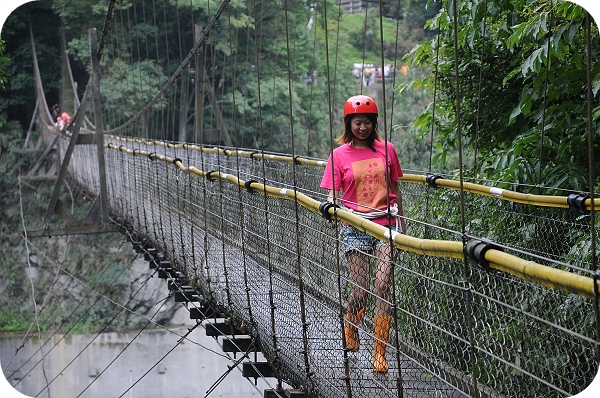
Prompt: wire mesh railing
<box><xmin>44</xmin><ymin>127</ymin><xmax>599</xmax><ymax>397</ymax></box>
<box><xmin>26</xmin><ymin>0</ymin><xmax>599</xmax><ymax>395</ymax></box>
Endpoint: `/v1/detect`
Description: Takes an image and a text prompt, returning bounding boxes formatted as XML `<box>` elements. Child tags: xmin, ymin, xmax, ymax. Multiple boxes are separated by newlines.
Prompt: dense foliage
<box><xmin>1</xmin><ymin>0</ymin><xmax>598</xmax><ymax>336</ymax></box>
<box><xmin>405</xmin><ymin>0</ymin><xmax>599</xmax><ymax>192</ymax></box>
<box><xmin>1</xmin><ymin>0</ymin><xmax>437</xmax><ymax>163</ymax></box>
<box><xmin>0</xmin><ymin>0</ymin><xmax>437</xmax><ymax>332</ymax></box>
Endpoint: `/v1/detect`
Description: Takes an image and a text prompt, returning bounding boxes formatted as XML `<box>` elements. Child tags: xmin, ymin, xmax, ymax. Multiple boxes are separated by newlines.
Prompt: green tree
<box><xmin>405</xmin><ymin>0</ymin><xmax>599</xmax><ymax>192</ymax></box>
<box><xmin>0</xmin><ymin>1</ymin><xmax>62</xmax><ymax>131</ymax></box>
<box><xmin>0</xmin><ymin>38</ymin><xmax>8</xmax><ymax>91</ymax></box>
<box><xmin>0</xmin><ymin>38</ymin><xmax>9</xmax><ymax>132</ymax></box>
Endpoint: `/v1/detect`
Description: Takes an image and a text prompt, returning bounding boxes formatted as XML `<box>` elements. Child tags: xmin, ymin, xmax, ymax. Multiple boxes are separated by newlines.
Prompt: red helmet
<box><xmin>343</xmin><ymin>95</ymin><xmax>378</xmax><ymax>117</ymax></box>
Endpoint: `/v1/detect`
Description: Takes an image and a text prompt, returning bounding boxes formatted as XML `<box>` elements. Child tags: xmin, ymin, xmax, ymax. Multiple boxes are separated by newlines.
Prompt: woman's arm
<box><xmin>391</xmin><ymin>183</ymin><xmax>406</xmax><ymax>234</ymax></box>
<box><xmin>325</xmin><ymin>189</ymin><xmax>339</xmax><ymax>227</ymax></box>
<box><xmin>326</xmin><ymin>189</ymin><xmax>338</xmax><ymax>204</ymax></box>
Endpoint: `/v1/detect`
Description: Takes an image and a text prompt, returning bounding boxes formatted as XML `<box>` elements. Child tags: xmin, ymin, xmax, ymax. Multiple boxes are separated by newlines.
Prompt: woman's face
<box><xmin>350</xmin><ymin>114</ymin><xmax>373</xmax><ymax>142</ymax></box>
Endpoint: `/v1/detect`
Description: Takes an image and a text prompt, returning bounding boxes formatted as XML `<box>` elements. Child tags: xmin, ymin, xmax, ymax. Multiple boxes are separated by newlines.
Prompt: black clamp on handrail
<box><xmin>148</xmin><ymin>152</ymin><xmax>157</xmax><ymax>161</ymax></box>
<box><xmin>319</xmin><ymin>201</ymin><xmax>338</xmax><ymax>221</ymax></box>
<box><xmin>294</xmin><ymin>155</ymin><xmax>302</xmax><ymax>164</ymax></box>
<box><xmin>465</xmin><ymin>239</ymin><xmax>501</xmax><ymax>271</ymax></box>
<box><xmin>567</xmin><ymin>193</ymin><xmax>589</xmax><ymax>214</ymax></box>
<box><xmin>244</xmin><ymin>179</ymin><xmax>257</xmax><ymax>193</ymax></box>
<box><xmin>132</xmin><ymin>149</ymin><xmax>139</xmax><ymax>156</ymax></box>
<box><xmin>173</xmin><ymin>157</ymin><xmax>182</xmax><ymax>165</ymax></box>
<box><xmin>426</xmin><ymin>173</ymin><xmax>443</xmax><ymax>188</ymax></box>
<box><xmin>249</xmin><ymin>151</ymin><xmax>259</xmax><ymax>160</ymax></box>
<box><xmin>206</xmin><ymin>170</ymin><xmax>217</xmax><ymax>181</ymax></box>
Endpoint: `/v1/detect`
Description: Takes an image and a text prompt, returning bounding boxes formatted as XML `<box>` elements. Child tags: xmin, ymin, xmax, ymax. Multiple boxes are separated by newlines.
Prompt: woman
<box><xmin>320</xmin><ymin>95</ymin><xmax>405</xmax><ymax>373</ymax></box>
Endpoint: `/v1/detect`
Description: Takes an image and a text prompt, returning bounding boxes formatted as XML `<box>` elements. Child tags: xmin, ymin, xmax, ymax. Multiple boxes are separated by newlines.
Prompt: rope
<box><xmin>10</xmin><ymin>245</ymin><xmax>138</xmax><ymax>388</ymax></box>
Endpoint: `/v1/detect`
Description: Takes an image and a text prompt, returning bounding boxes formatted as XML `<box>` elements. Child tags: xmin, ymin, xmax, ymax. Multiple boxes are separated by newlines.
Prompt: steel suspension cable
<box><xmin>306</xmin><ymin>3</ymin><xmax>318</xmax><ymax>156</ymax></box>
<box><xmin>423</xmin><ymin>24</ymin><xmax>441</xmax><ymax>241</ymax></box>
<box><xmin>74</xmin><ymin>291</ymin><xmax>170</xmax><ymax>397</ymax></box>
<box><xmin>116</xmin><ymin>323</ymin><xmax>200</xmax><ymax>398</ymax></box>
<box><xmin>329</xmin><ymin>0</ymin><xmax>342</xmax><ymax>115</ymax></box>
<box><xmin>17</xmin><ymin>173</ymin><xmax>50</xmax><ymax>392</ymax></box>
<box><xmin>211</xmin><ymin>42</ymin><xmax>235</xmax><ymax>317</ymax></box>
<box><xmin>196</xmin><ymin>38</ymin><xmax>217</xmax><ymax>307</ymax></box>
<box><xmin>472</xmin><ymin>0</ymin><xmax>488</xmax><ymax>172</ymax></box>
<box><xmin>537</xmin><ymin>1</ymin><xmax>554</xmax><ymax>192</ymax></box>
<box><xmin>10</xmin><ymin>243</ymin><xmax>137</xmax><ymax>387</ymax></box>
<box><xmin>451</xmin><ymin>0</ymin><xmax>479</xmax><ymax>396</ymax></box>
<box><xmin>387</xmin><ymin>0</ymin><xmax>402</xmax><ymax>144</ymax></box>
<box><xmin>283</xmin><ymin>0</ymin><xmax>314</xmax><ymax>391</ymax></box>
<box><xmin>585</xmin><ymin>10</ymin><xmax>600</xmax><ymax>364</ymax></box>
<box><xmin>319</xmin><ymin>2</ymin><xmax>353</xmax><ymax>393</ymax></box>
<box><xmin>226</xmin><ymin>0</ymin><xmax>258</xmax><ymax>334</ymax></box>
<box><xmin>9</xmin><ymin>176</ymin><xmax>85</xmax><ymax>369</ymax></box>
<box><xmin>375</xmin><ymin>1</ymin><xmax>403</xmax><ymax>394</ymax></box>
<box><xmin>6</xmin><ymin>237</ymin><xmax>129</xmax><ymax>381</ymax></box>
<box><xmin>253</xmin><ymin>0</ymin><xmax>284</xmax><ymax>389</ymax></box>
<box><xmin>359</xmin><ymin>1</ymin><xmax>370</xmax><ymax>96</ymax></box>
<box><xmin>33</xmin><ymin>264</ymin><xmax>162</xmax><ymax>397</ymax></box>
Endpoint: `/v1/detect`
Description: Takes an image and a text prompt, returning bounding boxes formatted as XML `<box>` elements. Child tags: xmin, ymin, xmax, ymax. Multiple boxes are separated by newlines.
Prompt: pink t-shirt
<box><xmin>320</xmin><ymin>140</ymin><xmax>403</xmax><ymax>225</ymax></box>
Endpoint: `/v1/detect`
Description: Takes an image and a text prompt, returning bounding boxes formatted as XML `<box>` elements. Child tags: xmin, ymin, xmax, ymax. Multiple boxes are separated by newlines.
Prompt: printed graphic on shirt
<box><xmin>352</xmin><ymin>157</ymin><xmax>387</xmax><ymax>212</ymax></box>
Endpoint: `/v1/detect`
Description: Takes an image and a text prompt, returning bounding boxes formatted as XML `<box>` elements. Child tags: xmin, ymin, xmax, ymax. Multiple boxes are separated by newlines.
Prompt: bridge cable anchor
<box><xmin>206</xmin><ymin>170</ymin><xmax>217</xmax><ymax>181</ymax></box>
<box><xmin>244</xmin><ymin>179</ymin><xmax>258</xmax><ymax>193</ymax></box>
<box><xmin>465</xmin><ymin>239</ymin><xmax>502</xmax><ymax>271</ymax></box>
<box><xmin>319</xmin><ymin>201</ymin><xmax>338</xmax><ymax>221</ymax></box>
<box><xmin>567</xmin><ymin>193</ymin><xmax>590</xmax><ymax>214</ymax></box>
<box><xmin>426</xmin><ymin>172</ymin><xmax>443</xmax><ymax>188</ymax></box>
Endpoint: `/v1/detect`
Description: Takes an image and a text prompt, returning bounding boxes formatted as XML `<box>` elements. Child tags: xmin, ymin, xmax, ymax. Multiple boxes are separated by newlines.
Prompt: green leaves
<box><xmin>0</xmin><ymin>39</ymin><xmax>8</xmax><ymax>92</ymax></box>
<box><xmin>521</xmin><ymin>45</ymin><xmax>545</xmax><ymax>75</ymax></box>
<box><xmin>403</xmin><ymin>0</ymin><xmax>599</xmax><ymax>189</ymax></box>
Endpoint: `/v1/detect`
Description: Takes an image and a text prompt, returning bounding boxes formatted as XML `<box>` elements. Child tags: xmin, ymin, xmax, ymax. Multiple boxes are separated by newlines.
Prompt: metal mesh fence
<box><xmin>50</xmin><ymin>132</ymin><xmax>599</xmax><ymax>398</ymax></box>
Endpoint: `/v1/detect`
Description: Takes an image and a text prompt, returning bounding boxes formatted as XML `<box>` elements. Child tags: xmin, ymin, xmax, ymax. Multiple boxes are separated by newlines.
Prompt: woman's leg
<box><xmin>372</xmin><ymin>243</ymin><xmax>394</xmax><ymax>372</ymax></box>
<box><xmin>344</xmin><ymin>250</ymin><xmax>370</xmax><ymax>351</ymax></box>
<box><xmin>347</xmin><ymin>249</ymin><xmax>370</xmax><ymax>311</ymax></box>
<box><xmin>374</xmin><ymin>244</ymin><xmax>393</xmax><ymax>316</ymax></box>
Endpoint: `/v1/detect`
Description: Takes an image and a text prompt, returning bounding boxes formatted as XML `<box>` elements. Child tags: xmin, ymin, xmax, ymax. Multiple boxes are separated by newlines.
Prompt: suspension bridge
<box><xmin>4</xmin><ymin>0</ymin><xmax>600</xmax><ymax>397</ymax></box>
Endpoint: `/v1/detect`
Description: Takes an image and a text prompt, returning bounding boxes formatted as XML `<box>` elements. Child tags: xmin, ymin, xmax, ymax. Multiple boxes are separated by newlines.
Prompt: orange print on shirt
<box><xmin>352</xmin><ymin>158</ymin><xmax>387</xmax><ymax>212</ymax></box>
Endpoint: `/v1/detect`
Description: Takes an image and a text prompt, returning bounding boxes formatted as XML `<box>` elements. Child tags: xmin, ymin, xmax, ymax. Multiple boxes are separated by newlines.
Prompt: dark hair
<box><xmin>336</xmin><ymin>113</ymin><xmax>382</xmax><ymax>151</ymax></box>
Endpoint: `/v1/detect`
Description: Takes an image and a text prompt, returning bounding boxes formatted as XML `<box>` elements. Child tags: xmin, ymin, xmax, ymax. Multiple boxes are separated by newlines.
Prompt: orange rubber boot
<box><xmin>373</xmin><ymin>315</ymin><xmax>391</xmax><ymax>373</ymax></box>
<box><xmin>344</xmin><ymin>308</ymin><xmax>365</xmax><ymax>352</ymax></box>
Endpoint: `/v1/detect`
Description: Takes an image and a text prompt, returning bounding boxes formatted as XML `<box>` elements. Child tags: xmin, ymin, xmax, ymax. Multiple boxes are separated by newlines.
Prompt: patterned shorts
<box><xmin>341</xmin><ymin>224</ymin><xmax>387</xmax><ymax>255</ymax></box>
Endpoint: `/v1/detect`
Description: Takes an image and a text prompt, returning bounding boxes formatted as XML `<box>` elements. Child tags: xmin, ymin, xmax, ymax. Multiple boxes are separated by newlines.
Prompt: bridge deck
<box><xmin>203</xmin><ymin>244</ymin><xmax>470</xmax><ymax>398</ymax></box>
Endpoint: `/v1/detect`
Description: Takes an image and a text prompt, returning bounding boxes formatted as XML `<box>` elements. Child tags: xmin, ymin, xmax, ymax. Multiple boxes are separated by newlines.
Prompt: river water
<box><xmin>0</xmin><ymin>325</ymin><xmax>274</xmax><ymax>398</ymax></box>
